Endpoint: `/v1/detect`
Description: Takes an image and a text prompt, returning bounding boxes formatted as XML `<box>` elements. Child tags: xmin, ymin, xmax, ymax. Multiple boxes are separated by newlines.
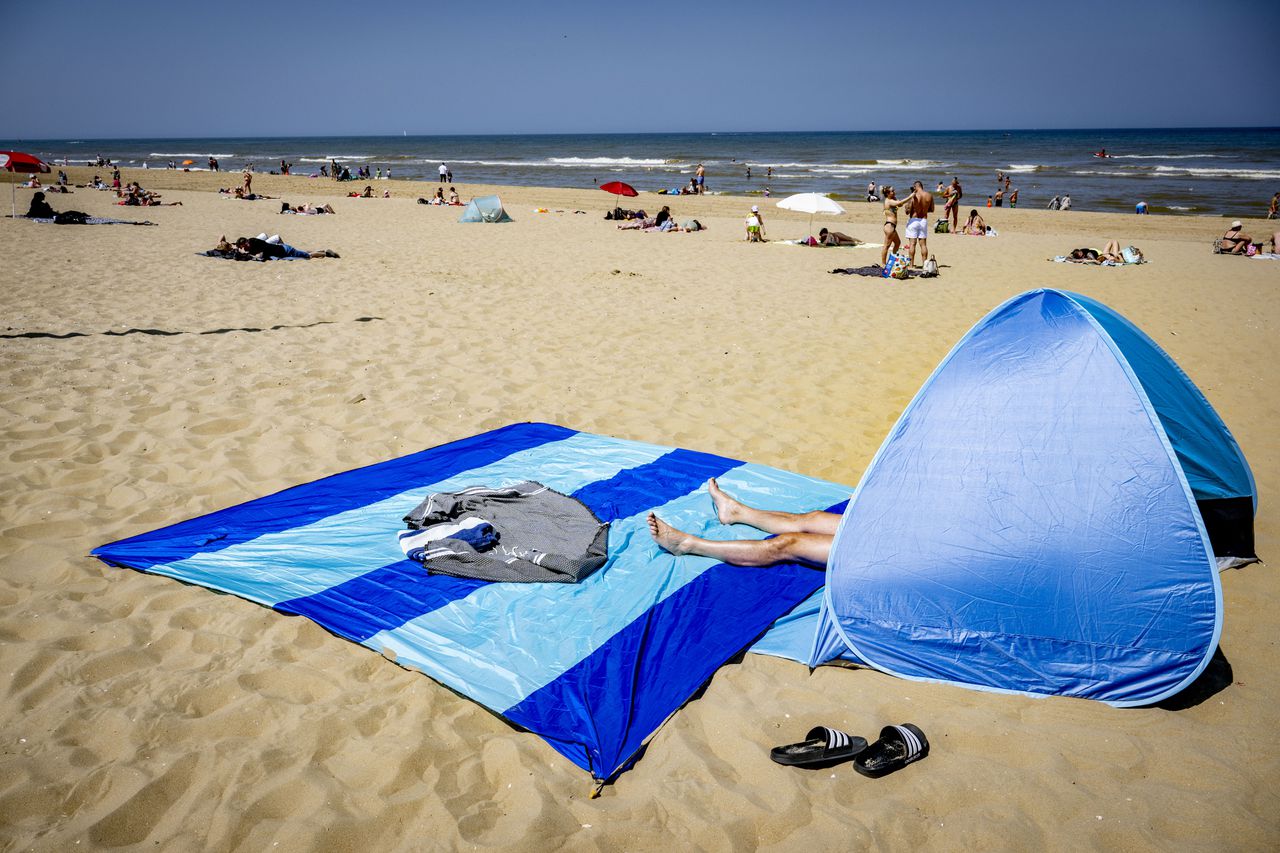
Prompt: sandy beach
<box><xmin>1</xmin><ymin>168</ymin><xmax>1277</xmax><ymax>850</ymax></box>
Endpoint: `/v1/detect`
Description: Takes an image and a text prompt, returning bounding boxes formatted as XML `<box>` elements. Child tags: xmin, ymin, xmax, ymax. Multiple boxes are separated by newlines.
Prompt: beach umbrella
<box><xmin>2</xmin><ymin>150</ymin><xmax>51</xmax><ymax>217</ymax></box>
<box><xmin>599</xmin><ymin>180</ymin><xmax>638</xmax><ymax>211</ymax></box>
<box><xmin>181</xmin><ymin>159</ymin><xmax>194</xmax><ymax>166</ymax></box>
<box><xmin>776</xmin><ymin>192</ymin><xmax>846</xmax><ymax>238</ymax></box>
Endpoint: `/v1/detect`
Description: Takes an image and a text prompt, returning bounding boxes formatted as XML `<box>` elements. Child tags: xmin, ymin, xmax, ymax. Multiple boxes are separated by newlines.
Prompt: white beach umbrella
<box><xmin>776</xmin><ymin>192</ymin><xmax>846</xmax><ymax>237</ymax></box>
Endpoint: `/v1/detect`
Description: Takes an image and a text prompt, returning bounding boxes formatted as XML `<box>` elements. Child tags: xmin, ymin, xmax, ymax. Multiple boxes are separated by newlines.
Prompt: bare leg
<box><xmin>648</xmin><ymin>513</ymin><xmax>831</xmax><ymax>567</ymax></box>
<box><xmin>707</xmin><ymin>478</ymin><xmax>840</xmax><ymax>535</ymax></box>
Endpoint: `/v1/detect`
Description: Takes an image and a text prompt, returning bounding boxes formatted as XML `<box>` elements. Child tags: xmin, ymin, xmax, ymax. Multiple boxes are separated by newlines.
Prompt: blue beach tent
<box><xmin>806</xmin><ymin>288</ymin><xmax>1256</xmax><ymax>706</ymax></box>
<box><xmin>458</xmin><ymin>195</ymin><xmax>512</xmax><ymax>223</ymax></box>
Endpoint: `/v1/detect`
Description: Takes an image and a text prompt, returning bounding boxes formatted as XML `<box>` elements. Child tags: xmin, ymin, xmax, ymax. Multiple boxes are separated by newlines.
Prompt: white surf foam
<box><xmin>1154</xmin><ymin>165</ymin><xmax>1280</xmax><ymax>180</ymax></box>
<box><xmin>149</xmin><ymin>152</ymin><xmax>236</xmax><ymax>159</ymax></box>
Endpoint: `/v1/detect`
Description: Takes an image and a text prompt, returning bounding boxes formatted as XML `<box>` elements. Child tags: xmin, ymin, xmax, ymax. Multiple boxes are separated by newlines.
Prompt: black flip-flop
<box><xmin>770</xmin><ymin>726</ymin><xmax>868</xmax><ymax>768</ymax></box>
<box><xmin>853</xmin><ymin>724</ymin><xmax>929</xmax><ymax>778</ymax></box>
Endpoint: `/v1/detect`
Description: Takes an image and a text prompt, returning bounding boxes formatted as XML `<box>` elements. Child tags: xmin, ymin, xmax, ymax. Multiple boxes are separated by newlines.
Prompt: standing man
<box><xmin>1268</xmin><ymin>192</ymin><xmax>1278</xmax><ymax>219</ymax></box>
<box><xmin>439</xmin><ymin>162</ymin><xmax>448</xmax><ymax>183</ymax></box>
<box><xmin>903</xmin><ymin>180</ymin><xmax>934</xmax><ymax>268</ymax></box>
<box><xmin>696</xmin><ymin>163</ymin><xmax>706</xmax><ymax>194</ymax></box>
<box><xmin>945</xmin><ymin>176</ymin><xmax>962</xmax><ymax>232</ymax></box>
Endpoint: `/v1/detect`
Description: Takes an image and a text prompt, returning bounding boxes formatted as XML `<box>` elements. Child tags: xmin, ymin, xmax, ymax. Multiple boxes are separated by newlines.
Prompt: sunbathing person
<box><xmin>1064</xmin><ymin>240</ymin><xmax>1127</xmax><ymax>264</ymax></box>
<box><xmin>448</xmin><ymin>187</ymin><xmax>461</xmax><ymax>205</ymax></box>
<box><xmin>280</xmin><ymin>201</ymin><xmax>336</xmax><ymax>214</ymax></box>
<box><xmin>361</xmin><ymin>185</ymin><xmax>375</xmax><ymax>198</ymax></box>
<box><xmin>962</xmin><ymin>209</ymin><xmax>987</xmax><ymax>235</ymax></box>
<box><xmin>1218</xmin><ymin>221</ymin><xmax>1253</xmax><ymax>254</ymax></box>
<box><xmin>227</xmin><ymin>235</ymin><xmax>340</xmax><ymax>260</ymax></box>
<box><xmin>648</xmin><ymin>478</ymin><xmax>839</xmax><ymax>567</ymax></box>
<box><xmin>817</xmin><ymin>228</ymin><xmax>860</xmax><ymax>246</ymax></box>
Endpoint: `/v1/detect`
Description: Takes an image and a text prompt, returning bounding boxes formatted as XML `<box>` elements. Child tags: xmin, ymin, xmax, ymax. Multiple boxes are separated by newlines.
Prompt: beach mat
<box><xmin>93</xmin><ymin>423</ymin><xmax>851</xmax><ymax>784</ymax></box>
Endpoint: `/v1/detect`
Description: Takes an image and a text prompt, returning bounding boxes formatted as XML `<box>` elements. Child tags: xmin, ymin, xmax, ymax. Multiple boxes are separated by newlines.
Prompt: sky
<box><xmin>2</xmin><ymin>0</ymin><xmax>1276</xmax><ymax>140</ymax></box>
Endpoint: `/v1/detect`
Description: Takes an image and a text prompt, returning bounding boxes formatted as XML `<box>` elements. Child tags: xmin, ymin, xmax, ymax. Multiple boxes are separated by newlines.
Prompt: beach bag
<box><xmin>934</xmin><ymin>218</ymin><xmax>949</xmax><ymax>233</ymax></box>
<box><xmin>1246</xmin><ymin>243</ymin><xmax>1258</xmax><ymax>257</ymax></box>
<box><xmin>921</xmin><ymin>256</ymin><xmax>939</xmax><ymax>277</ymax></box>
<box><xmin>883</xmin><ymin>252</ymin><xmax>910</xmax><ymax>280</ymax></box>
<box><xmin>1121</xmin><ymin>246</ymin><xmax>1144</xmax><ymax>264</ymax></box>
<box><xmin>53</xmin><ymin>211</ymin><xmax>89</xmax><ymax>225</ymax></box>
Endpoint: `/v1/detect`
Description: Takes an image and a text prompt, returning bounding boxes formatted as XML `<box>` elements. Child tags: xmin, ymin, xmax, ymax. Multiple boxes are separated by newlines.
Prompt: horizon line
<box><xmin>3</xmin><ymin>126</ymin><xmax>1278</xmax><ymax>144</ymax></box>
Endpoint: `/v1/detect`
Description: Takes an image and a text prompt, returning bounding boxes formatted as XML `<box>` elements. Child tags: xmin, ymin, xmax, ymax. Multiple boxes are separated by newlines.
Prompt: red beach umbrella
<box><xmin>1</xmin><ymin>151</ymin><xmax>50</xmax><ymax>174</ymax></box>
<box><xmin>2</xmin><ymin>150</ymin><xmax>51</xmax><ymax>217</ymax></box>
<box><xmin>599</xmin><ymin>180</ymin><xmax>638</xmax><ymax>212</ymax></box>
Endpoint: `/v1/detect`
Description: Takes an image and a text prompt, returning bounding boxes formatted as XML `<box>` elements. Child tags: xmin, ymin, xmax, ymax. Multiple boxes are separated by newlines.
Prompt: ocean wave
<box><xmin>1166</xmin><ymin>205</ymin><xmax>1194</xmax><ymax>211</ymax></box>
<box><xmin>1154</xmin><ymin>165</ymin><xmax>1280</xmax><ymax>180</ymax></box>
<box><xmin>1110</xmin><ymin>154</ymin><xmax>1223</xmax><ymax>160</ymax></box>
<box><xmin>296</xmin><ymin>155</ymin><xmax>374</xmax><ymax>162</ymax></box>
<box><xmin>1005</xmin><ymin>164</ymin><xmax>1040</xmax><ymax>173</ymax></box>
<box><xmin>149</xmin><ymin>152</ymin><xmax>236</xmax><ymax>159</ymax></box>
<box><xmin>549</xmin><ymin>156</ymin><xmax>676</xmax><ymax>167</ymax></box>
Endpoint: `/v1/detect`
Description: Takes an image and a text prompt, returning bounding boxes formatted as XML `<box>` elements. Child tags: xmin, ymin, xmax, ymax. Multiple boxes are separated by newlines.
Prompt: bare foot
<box><xmin>707</xmin><ymin>478</ymin><xmax>743</xmax><ymax>525</ymax></box>
<box><xmin>648</xmin><ymin>513</ymin><xmax>694</xmax><ymax>555</ymax></box>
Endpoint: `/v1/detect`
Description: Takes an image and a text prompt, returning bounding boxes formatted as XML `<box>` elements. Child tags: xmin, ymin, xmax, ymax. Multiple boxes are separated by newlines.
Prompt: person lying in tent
<box><xmin>648</xmin><ymin>478</ymin><xmax>838</xmax><ymax>567</ymax></box>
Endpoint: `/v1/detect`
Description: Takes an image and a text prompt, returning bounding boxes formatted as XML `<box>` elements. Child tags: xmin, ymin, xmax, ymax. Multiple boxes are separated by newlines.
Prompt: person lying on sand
<box><xmin>226</xmin><ymin>187</ymin><xmax>275</xmax><ymax>201</ymax></box>
<box><xmin>120</xmin><ymin>182</ymin><xmax>181</xmax><ymax>206</ymax></box>
<box><xmin>210</xmin><ymin>235</ymin><xmax>340</xmax><ymax>261</ymax></box>
<box><xmin>1064</xmin><ymin>240</ymin><xmax>1132</xmax><ymax>264</ymax></box>
<box><xmin>649</xmin><ymin>478</ymin><xmax>838</xmax><ymax>567</ymax></box>
<box><xmin>280</xmin><ymin>202</ymin><xmax>336</xmax><ymax>214</ymax></box>
<box><xmin>818</xmin><ymin>228</ymin><xmax>860</xmax><ymax>246</ymax></box>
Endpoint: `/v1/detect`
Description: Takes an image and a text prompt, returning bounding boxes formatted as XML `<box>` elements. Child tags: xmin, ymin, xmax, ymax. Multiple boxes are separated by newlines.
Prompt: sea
<box><xmin>5</xmin><ymin>128</ymin><xmax>1277</xmax><ymax>217</ymax></box>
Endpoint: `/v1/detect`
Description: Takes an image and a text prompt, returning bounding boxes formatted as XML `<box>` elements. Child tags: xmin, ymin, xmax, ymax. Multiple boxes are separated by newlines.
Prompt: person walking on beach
<box><xmin>696</xmin><ymin>163</ymin><xmax>706</xmax><ymax>194</ymax></box>
<box><xmin>881</xmin><ymin>186</ymin><xmax>904</xmax><ymax>268</ymax></box>
<box><xmin>1268</xmin><ymin>192</ymin><xmax>1278</xmax><ymax>219</ymax></box>
<box><xmin>903</xmin><ymin>181</ymin><xmax>934</xmax><ymax>268</ymax></box>
<box><xmin>439</xmin><ymin>163</ymin><xmax>448</xmax><ymax>184</ymax></box>
<box><xmin>241</xmin><ymin>168</ymin><xmax>252</xmax><ymax>197</ymax></box>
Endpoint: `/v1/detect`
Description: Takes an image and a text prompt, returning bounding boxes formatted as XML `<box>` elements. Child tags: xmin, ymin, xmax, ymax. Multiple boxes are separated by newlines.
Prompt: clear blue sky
<box><xmin>3</xmin><ymin>0</ymin><xmax>1275</xmax><ymax>139</ymax></box>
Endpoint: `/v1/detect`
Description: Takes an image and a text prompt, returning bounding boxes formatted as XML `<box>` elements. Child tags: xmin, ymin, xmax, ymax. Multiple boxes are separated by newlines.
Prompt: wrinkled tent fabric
<box><xmin>92</xmin><ymin>424</ymin><xmax>849</xmax><ymax>782</ymax></box>
<box><xmin>805</xmin><ymin>288</ymin><xmax>1252</xmax><ymax>707</ymax></box>
<box><xmin>458</xmin><ymin>195</ymin><xmax>512</xmax><ymax>223</ymax></box>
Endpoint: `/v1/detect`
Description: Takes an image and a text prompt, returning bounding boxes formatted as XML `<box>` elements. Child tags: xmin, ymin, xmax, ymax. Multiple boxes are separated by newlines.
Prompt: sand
<box><xmin>1</xmin><ymin>167</ymin><xmax>1278</xmax><ymax>850</ymax></box>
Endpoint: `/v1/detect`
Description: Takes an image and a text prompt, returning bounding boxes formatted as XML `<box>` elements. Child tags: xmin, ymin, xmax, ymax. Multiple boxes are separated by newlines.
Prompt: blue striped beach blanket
<box><xmin>93</xmin><ymin>423</ymin><xmax>850</xmax><ymax>783</ymax></box>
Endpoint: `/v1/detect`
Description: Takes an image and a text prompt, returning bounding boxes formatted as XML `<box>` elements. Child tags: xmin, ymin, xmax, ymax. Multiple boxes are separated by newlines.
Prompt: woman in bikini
<box><xmin>881</xmin><ymin>186</ymin><xmax>903</xmax><ymax>267</ymax></box>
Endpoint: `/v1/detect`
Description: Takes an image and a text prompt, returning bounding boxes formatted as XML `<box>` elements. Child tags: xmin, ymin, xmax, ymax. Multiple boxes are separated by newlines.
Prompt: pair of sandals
<box><xmin>771</xmin><ymin>723</ymin><xmax>928</xmax><ymax>778</ymax></box>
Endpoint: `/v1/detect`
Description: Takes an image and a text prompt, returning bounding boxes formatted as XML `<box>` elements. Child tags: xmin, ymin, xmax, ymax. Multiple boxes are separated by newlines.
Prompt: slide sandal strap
<box><xmin>807</xmin><ymin>726</ymin><xmax>853</xmax><ymax>751</ymax></box>
<box><xmin>885</xmin><ymin>724</ymin><xmax>927</xmax><ymax>760</ymax></box>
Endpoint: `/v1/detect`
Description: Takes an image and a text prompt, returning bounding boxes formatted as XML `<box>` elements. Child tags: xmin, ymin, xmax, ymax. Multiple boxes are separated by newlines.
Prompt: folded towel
<box><xmin>398</xmin><ymin>516</ymin><xmax>500</xmax><ymax>562</ymax></box>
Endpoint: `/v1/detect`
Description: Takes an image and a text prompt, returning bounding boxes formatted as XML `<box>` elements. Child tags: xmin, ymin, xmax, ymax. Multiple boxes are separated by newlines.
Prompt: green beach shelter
<box><xmin>459</xmin><ymin>195</ymin><xmax>512</xmax><ymax>223</ymax></box>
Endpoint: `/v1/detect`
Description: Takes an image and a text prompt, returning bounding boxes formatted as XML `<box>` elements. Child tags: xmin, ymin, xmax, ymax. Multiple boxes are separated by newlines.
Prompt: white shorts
<box><xmin>905</xmin><ymin>217</ymin><xmax>928</xmax><ymax>239</ymax></box>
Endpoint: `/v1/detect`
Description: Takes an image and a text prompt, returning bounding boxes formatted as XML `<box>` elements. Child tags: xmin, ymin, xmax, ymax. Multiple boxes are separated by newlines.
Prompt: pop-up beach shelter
<box><xmin>458</xmin><ymin>195</ymin><xmax>512</xmax><ymax>223</ymax></box>
<box><xmin>803</xmin><ymin>288</ymin><xmax>1255</xmax><ymax>707</ymax></box>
